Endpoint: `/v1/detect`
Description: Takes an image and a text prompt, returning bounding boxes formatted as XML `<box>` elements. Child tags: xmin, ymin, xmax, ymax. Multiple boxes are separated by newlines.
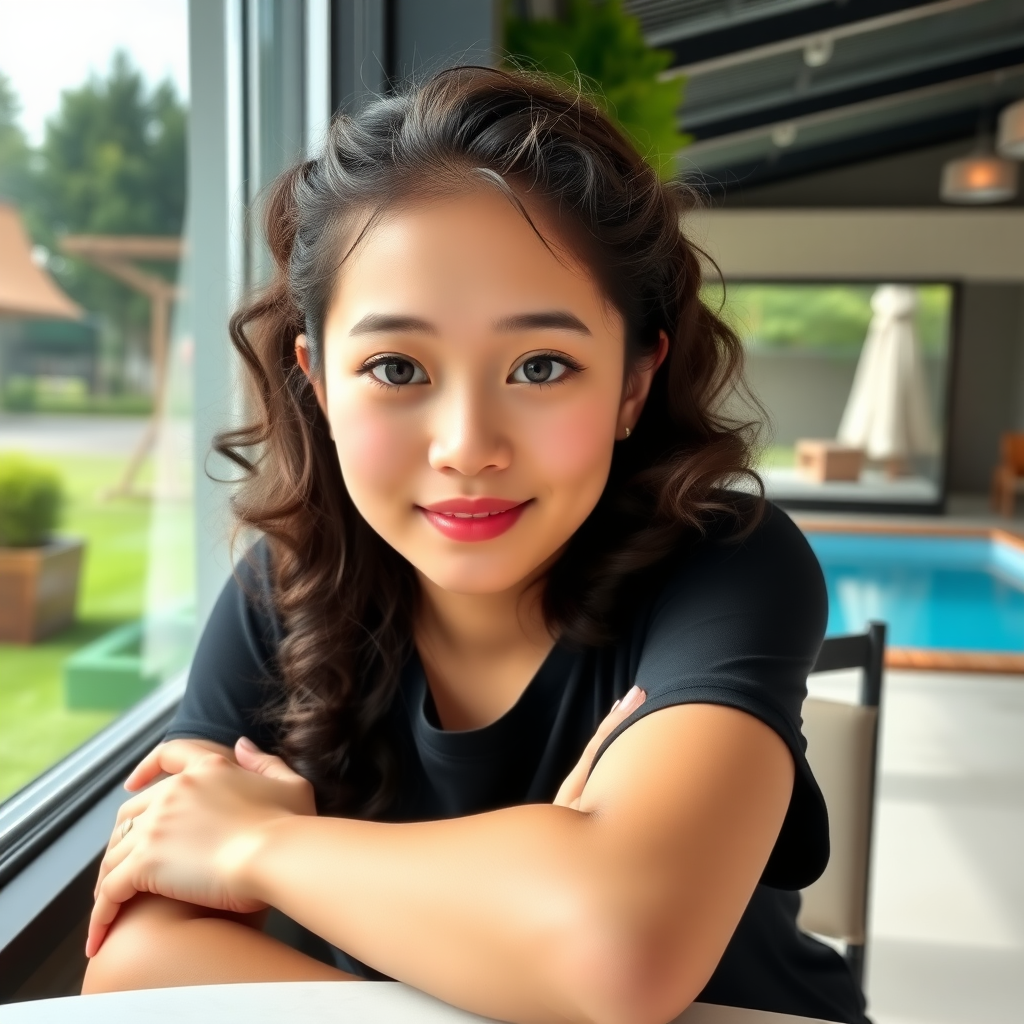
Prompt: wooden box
<box><xmin>0</xmin><ymin>538</ymin><xmax>84</xmax><ymax>644</ymax></box>
<box><xmin>796</xmin><ymin>440</ymin><xmax>865</xmax><ymax>483</ymax></box>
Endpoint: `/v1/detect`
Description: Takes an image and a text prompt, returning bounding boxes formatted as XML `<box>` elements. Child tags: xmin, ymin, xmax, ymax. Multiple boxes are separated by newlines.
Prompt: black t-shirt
<box><xmin>168</xmin><ymin>502</ymin><xmax>867</xmax><ymax>1024</ymax></box>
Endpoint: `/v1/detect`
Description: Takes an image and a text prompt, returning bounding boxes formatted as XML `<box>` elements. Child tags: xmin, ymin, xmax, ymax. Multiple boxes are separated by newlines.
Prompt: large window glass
<box><xmin>0</xmin><ymin>0</ymin><xmax>192</xmax><ymax>802</ymax></box>
<box><xmin>712</xmin><ymin>282</ymin><xmax>955</xmax><ymax>509</ymax></box>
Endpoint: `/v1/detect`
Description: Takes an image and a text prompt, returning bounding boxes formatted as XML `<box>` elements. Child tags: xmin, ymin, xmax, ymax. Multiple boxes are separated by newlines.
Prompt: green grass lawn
<box><xmin>759</xmin><ymin>445</ymin><xmax>796</xmax><ymax>470</ymax></box>
<box><xmin>0</xmin><ymin>454</ymin><xmax>153</xmax><ymax>801</ymax></box>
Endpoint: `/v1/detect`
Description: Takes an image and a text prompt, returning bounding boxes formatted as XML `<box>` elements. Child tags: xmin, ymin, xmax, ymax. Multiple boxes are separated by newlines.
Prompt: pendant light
<box><xmin>940</xmin><ymin>141</ymin><xmax>1018</xmax><ymax>204</ymax></box>
<box><xmin>997</xmin><ymin>99</ymin><xmax>1024</xmax><ymax>159</ymax></box>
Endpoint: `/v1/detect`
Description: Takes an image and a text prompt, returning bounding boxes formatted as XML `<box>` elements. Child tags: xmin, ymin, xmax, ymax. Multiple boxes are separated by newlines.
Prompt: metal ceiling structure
<box><xmin>624</xmin><ymin>0</ymin><xmax>1024</xmax><ymax>193</ymax></box>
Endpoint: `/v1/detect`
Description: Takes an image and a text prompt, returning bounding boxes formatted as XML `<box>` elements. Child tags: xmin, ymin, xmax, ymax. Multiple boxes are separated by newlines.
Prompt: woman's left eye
<box><xmin>509</xmin><ymin>356</ymin><xmax>576</xmax><ymax>385</ymax></box>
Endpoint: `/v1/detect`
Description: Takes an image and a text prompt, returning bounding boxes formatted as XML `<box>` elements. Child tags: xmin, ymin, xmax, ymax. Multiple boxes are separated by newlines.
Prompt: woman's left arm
<box><xmin>91</xmin><ymin>704</ymin><xmax>793</xmax><ymax>1024</ymax></box>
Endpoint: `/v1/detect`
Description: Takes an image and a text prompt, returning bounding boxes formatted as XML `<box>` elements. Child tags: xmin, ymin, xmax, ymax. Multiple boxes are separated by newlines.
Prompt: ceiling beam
<box><xmin>649</xmin><ymin>0</ymin><xmax>958</xmax><ymax>69</ymax></box>
<box><xmin>690</xmin><ymin>109</ymin><xmax>986</xmax><ymax>195</ymax></box>
<box><xmin>662</xmin><ymin>0</ymin><xmax>988</xmax><ymax>79</ymax></box>
<box><xmin>684</xmin><ymin>46</ymin><xmax>1024</xmax><ymax>140</ymax></box>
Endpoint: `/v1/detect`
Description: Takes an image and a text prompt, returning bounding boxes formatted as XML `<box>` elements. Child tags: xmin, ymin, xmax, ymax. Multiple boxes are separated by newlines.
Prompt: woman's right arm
<box><xmin>82</xmin><ymin>738</ymin><xmax>358</xmax><ymax>992</ymax></box>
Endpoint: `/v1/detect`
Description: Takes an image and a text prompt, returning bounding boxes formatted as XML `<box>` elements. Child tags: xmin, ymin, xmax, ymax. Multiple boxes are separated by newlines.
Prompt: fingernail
<box><xmin>236</xmin><ymin>736</ymin><xmax>257</xmax><ymax>751</ymax></box>
<box><xmin>621</xmin><ymin>685</ymin><xmax>644</xmax><ymax>712</ymax></box>
<box><xmin>610</xmin><ymin>698</ymin><xmax>621</xmax><ymax>712</ymax></box>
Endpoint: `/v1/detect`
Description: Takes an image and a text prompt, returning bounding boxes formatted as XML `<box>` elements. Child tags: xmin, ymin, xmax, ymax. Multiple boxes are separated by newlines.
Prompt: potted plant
<box><xmin>0</xmin><ymin>455</ymin><xmax>84</xmax><ymax>643</ymax></box>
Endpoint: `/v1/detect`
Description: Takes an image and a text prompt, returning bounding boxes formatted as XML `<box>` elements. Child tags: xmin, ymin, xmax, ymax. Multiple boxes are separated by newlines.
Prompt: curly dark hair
<box><xmin>217</xmin><ymin>65</ymin><xmax>763</xmax><ymax>818</ymax></box>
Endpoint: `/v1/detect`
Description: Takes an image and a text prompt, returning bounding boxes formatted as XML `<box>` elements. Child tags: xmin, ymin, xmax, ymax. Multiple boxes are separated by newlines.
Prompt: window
<box><xmin>712</xmin><ymin>281</ymin><xmax>956</xmax><ymax>511</ymax></box>
<box><xmin>0</xmin><ymin>0</ymin><xmax>194</xmax><ymax>804</ymax></box>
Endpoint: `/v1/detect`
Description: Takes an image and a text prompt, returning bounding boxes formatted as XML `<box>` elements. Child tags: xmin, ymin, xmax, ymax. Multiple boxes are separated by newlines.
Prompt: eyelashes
<box><xmin>362</xmin><ymin>355</ymin><xmax>428</xmax><ymax>387</ymax></box>
<box><xmin>508</xmin><ymin>353</ymin><xmax>584</xmax><ymax>385</ymax></box>
<box><xmin>357</xmin><ymin>351</ymin><xmax>585</xmax><ymax>390</ymax></box>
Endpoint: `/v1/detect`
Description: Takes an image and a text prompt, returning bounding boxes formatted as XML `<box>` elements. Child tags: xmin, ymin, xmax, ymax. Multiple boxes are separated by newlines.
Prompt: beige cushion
<box><xmin>797</xmin><ymin>698</ymin><xmax>878</xmax><ymax>944</ymax></box>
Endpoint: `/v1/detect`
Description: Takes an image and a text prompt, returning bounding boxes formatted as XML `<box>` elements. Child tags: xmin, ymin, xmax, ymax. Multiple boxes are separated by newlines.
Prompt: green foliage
<box><xmin>705</xmin><ymin>283</ymin><xmax>954</xmax><ymax>355</ymax></box>
<box><xmin>29</xmin><ymin>52</ymin><xmax>186</xmax><ymax>240</ymax></box>
<box><xmin>1</xmin><ymin>376</ymin><xmax>38</xmax><ymax>412</ymax></box>
<box><xmin>0</xmin><ymin>455</ymin><xmax>64</xmax><ymax>547</ymax></box>
<box><xmin>504</xmin><ymin>0</ymin><xmax>690</xmax><ymax>178</ymax></box>
<box><xmin>0</xmin><ymin>70</ymin><xmax>32</xmax><ymax>205</ymax></box>
<box><xmin>3</xmin><ymin>52</ymin><xmax>187</xmax><ymax>393</ymax></box>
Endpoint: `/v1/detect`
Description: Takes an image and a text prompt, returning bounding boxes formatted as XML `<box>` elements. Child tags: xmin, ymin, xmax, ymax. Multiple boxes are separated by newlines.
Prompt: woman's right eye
<box><xmin>366</xmin><ymin>358</ymin><xmax>428</xmax><ymax>387</ymax></box>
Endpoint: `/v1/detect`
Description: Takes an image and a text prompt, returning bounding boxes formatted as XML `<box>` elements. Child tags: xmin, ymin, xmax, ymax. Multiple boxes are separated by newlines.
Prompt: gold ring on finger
<box><xmin>120</xmin><ymin>817</ymin><xmax>134</xmax><ymax>841</ymax></box>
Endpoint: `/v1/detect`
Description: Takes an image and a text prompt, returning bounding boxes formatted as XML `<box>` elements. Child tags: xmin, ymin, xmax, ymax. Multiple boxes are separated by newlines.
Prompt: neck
<box><xmin>413</xmin><ymin>563</ymin><xmax>558</xmax><ymax>731</ymax></box>
<box><xmin>415</xmin><ymin>571</ymin><xmax>551</xmax><ymax>661</ymax></box>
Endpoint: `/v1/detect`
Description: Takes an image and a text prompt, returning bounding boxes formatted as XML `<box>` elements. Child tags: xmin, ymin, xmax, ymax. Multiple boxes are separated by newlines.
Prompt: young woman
<box><xmin>83</xmin><ymin>67</ymin><xmax>866</xmax><ymax>1024</ymax></box>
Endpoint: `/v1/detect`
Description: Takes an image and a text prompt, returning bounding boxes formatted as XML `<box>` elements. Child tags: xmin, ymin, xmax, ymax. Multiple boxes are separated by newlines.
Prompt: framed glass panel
<box><xmin>711</xmin><ymin>281</ymin><xmax>956</xmax><ymax>511</ymax></box>
<box><xmin>0</xmin><ymin>0</ymin><xmax>193</xmax><ymax>803</ymax></box>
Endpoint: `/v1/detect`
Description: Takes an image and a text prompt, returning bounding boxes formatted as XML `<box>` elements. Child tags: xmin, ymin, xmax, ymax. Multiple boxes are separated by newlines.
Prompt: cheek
<box><xmin>523</xmin><ymin>393</ymin><xmax>618</xmax><ymax>495</ymax></box>
<box><xmin>329</xmin><ymin>395</ymin><xmax>420</xmax><ymax>510</ymax></box>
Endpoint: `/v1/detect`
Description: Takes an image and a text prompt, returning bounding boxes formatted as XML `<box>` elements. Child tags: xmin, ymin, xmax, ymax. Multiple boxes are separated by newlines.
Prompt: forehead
<box><xmin>327</xmin><ymin>188</ymin><xmax>615</xmax><ymax>325</ymax></box>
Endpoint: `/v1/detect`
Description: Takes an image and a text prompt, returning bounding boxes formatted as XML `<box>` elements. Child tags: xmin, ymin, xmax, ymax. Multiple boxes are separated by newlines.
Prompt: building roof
<box><xmin>0</xmin><ymin>203</ymin><xmax>82</xmax><ymax>320</ymax></box>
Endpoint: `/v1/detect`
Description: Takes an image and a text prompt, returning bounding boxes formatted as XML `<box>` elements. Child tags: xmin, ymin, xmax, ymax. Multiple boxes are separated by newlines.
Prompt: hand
<box><xmin>87</xmin><ymin>738</ymin><xmax>315</xmax><ymax>958</ymax></box>
<box><xmin>553</xmin><ymin>685</ymin><xmax>645</xmax><ymax>810</ymax></box>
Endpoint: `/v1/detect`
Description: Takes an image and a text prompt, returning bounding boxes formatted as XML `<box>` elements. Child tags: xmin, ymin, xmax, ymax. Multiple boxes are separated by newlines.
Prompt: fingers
<box><xmin>87</xmin><ymin>835</ymin><xmax>150</xmax><ymax>957</ymax></box>
<box><xmin>125</xmin><ymin>739</ymin><xmax>230</xmax><ymax>791</ymax></box>
<box><xmin>94</xmin><ymin>819</ymin><xmax>139</xmax><ymax>900</ymax></box>
<box><xmin>593</xmin><ymin>684</ymin><xmax>646</xmax><ymax>746</ymax></box>
<box><xmin>234</xmin><ymin>737</ymin><xmax>303</xmax><ymax>783</ymax></box>
<box><xmin>553</xmin><ymin>686</ymin><xmax>646</xmax><ymax>808</ymax></box>
<box><xmin>87</xmin><ymin>868</ymin><xmax>136</xmax><ymax>957</ymax></box>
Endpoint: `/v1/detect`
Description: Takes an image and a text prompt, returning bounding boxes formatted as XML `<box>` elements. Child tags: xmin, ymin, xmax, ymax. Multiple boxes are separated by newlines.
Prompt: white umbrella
<box><xmin>837</xmin><ymin>285</ymin><xmax>938</xmax><ymax>470</ymax></box>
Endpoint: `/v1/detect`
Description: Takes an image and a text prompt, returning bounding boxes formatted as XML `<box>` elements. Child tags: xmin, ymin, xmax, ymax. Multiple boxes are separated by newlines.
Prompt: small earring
<box><xmin>623</xmin><ymin>427</ymin><xmax>631</xmax><ymax>439</ymax></box>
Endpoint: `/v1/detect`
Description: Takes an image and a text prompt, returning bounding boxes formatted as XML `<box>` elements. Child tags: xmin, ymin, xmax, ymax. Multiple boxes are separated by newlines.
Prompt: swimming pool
<box><xmin>802</xmin><ymin>529</ymin><xmax>1024</xmax><ymax>670</ymax></box>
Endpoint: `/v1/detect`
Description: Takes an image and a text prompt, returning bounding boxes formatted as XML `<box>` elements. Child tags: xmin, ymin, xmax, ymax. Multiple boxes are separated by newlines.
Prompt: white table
<box><xmin>0</xmin><ymin>982</ymin><xmax>837</xmax><ymax>1023</ymax></box>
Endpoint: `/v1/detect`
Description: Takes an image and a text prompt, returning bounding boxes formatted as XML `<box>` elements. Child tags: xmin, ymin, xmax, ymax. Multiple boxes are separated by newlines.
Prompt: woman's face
<box><xmin>299</xmin><ymin>188</ymin><xmax>661</xmax><ymax>596</ymax></box>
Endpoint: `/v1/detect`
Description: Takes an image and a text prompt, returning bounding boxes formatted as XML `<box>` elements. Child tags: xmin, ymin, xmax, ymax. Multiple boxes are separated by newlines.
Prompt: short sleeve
<box><xmin>595</xmin><ymin>503</ymin><xmax>830</xmax><ymax>890</ymax></box>
<box><xmin>165</xmin><ymin>541</ymin><xmax>285</xmax><ymax>752</ymax></box>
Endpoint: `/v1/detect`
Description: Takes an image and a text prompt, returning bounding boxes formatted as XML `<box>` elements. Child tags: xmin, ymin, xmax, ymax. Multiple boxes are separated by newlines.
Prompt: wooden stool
<box><xmin>796</xmin><ymin>440</ymin><xmax>865</xmax><ymax>483</ymax></box>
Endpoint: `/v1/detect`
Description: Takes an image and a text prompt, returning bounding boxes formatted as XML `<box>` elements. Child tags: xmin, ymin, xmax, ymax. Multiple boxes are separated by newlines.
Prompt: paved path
<box><xmin>0</xmin><ymin>414</ymin><xmax>150</xmax><ymax>457</ymax></box>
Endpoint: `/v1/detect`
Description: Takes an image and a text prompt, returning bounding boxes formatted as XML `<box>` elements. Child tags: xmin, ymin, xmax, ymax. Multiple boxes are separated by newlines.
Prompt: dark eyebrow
<box><xmin>349</xmin><ymin>313</ymin><xmax>438</xmax><ymax>336</ymax></box>
<box><xmin>493</xmin><ymin>311</ymin><xmax>592</xmax><ymax>335</ymax></box>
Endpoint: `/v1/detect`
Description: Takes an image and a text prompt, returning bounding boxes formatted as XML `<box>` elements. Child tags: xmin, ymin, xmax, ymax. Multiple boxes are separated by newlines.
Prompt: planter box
<box><xmin>0</xmin><ymin>537</ymin><xmax>84</xmax><ymax>643</ymax></box>
<box><xmin>64</xmin><ymin>610</ymin><xmax>194</xmax><ymax>710</ymax></box>
<box><xmin>64</xmin><ymin>620</ymin><xmax>160</xmax><ymax>710</ymax></box>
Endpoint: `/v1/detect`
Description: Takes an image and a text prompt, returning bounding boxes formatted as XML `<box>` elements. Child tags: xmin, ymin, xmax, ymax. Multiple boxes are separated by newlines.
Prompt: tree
<box><xmin>504</xmin><ymin>0</ymin><xmax>690</xmax><ymax>179</ymax></box>
<box><xmin>22</xmin><ymin>52</ymin><xmax>187</xmax><ymax>394</ymax></box>
<box><xmin>0</xmin><ymin>70</ymin><xmax>32</xmax><ymax>207</ymax></box>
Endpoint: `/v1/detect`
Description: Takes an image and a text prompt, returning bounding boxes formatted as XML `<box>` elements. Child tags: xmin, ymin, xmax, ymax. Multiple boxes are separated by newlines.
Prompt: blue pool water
<box><xmin>804</xmin><ymin>533</ymin><xmax>1024</xmax><ymax>652</ymax></box>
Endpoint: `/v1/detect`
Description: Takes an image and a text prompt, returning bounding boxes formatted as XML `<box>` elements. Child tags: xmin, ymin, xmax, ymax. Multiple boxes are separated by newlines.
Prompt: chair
<box><xmin>991</xmin><ymin>432</ymin><xmax>1024</xmax><ymax>517</ymax></box>
<box><xmin>798</xmin><ymin>621</ymin><xmax>886</xmax><ymax>989</ymax></box>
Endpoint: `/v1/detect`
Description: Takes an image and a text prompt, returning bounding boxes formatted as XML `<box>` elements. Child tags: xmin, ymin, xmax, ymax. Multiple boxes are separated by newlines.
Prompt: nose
<box><xmin>427</xmin><ymin>380</ymin><xmax>512</xmax><ymax>476</ymax></box>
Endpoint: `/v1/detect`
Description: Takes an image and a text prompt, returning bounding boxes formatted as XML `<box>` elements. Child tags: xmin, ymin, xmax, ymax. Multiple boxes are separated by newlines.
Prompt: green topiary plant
<box><xmin>503</xmin><ymin>0</ymin><xmax>691</xmax><ymax>180</ymax></box>
<box><xmin>0</xmin><ymin>455</ymin><xmax>64</xmax><ymax>547</ymax></box>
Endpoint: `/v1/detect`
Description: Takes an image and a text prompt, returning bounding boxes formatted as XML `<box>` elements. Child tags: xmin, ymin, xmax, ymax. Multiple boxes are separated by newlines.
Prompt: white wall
<box><xmin>690</xmin><ymin>209</ymin><xmax>1024</xmax><ymax>283</ymax></box>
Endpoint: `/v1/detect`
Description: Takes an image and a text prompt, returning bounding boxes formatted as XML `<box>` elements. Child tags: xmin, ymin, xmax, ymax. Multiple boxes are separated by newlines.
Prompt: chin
<box><xmin>419</xmin><ymin>554</ymin><xmax>548</xmax><ymax>596</ymax></box>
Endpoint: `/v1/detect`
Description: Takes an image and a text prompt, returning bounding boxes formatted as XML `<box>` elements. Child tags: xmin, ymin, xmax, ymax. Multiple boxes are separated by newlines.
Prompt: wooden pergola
<box><xmin>60</xmin><ymin>235</ymin><xmax>183</xmax><ymax>497</ymax></box>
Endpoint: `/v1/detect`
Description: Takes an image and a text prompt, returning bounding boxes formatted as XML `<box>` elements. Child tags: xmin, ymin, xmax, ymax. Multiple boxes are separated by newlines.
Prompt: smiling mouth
<box><xmin>442</xmin><ymin>508</ymin><xmax>517</xmax><ymax>519</ymax></box>
<box><xmin>418</xmin><ymin>499</ymin><xmax>532</xmax><ymax>541</ymax></box>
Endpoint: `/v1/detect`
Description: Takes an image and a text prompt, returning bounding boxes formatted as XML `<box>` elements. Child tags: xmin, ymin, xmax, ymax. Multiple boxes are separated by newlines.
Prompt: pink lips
<box><xmin>418</xmin><ymin>497</ymin><xmax>531</xmax><ymax>542</ymax></box>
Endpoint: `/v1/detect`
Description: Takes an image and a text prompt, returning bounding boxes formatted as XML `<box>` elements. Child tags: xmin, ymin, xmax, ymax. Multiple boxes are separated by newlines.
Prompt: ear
<box><xmin>295</xmin><ymin>335</ymin><xmax>328</xmax><ymax>418</ymax></box>
<box><xmin>617</xmin><ymin>330</ymin><xmax>669</xmax><ymax>440</ymax></box>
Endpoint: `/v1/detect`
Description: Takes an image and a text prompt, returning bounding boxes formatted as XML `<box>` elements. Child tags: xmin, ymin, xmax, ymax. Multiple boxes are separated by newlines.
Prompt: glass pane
<box><xmin>709</xmin><ymin>282</ymin><xmax>955</xmax><ymax>509</ymax></box>
<box><xmin>0</xmin><ymin>0</ymin><xmax>192</xmax><ymax>802</ymax></box>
